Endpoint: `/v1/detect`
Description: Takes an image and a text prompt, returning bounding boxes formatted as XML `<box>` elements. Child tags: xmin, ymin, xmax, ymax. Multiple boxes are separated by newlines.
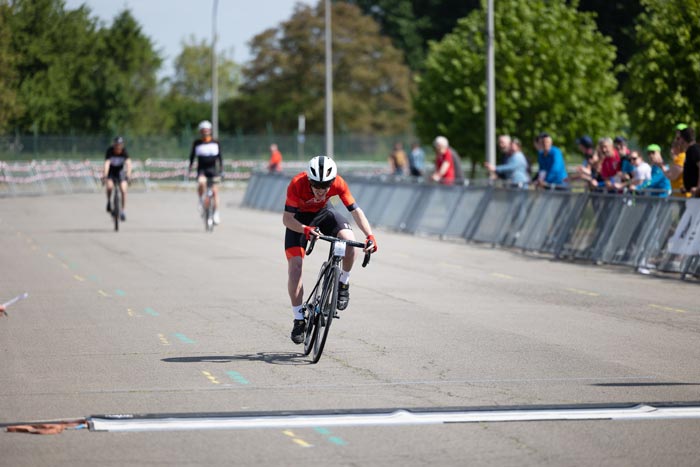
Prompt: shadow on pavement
<box><xmin>161</xmin><ymin>352</ymin><xmax>310</xmax><ymax>365</ymax></box>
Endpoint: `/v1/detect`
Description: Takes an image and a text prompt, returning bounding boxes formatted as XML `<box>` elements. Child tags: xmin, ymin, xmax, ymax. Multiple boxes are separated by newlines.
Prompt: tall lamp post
<box><xmin>486</xmin><ymin>0</ymin><xmax>495</xmax><ymax>167</ymax></box>
<box><xmin>324</xmin><ymin>0</ymin><xmax>333</xmax><ymax>156</ymax></box>
<box><xmin>211</xmin><ymin>0</ymin><xmax>219</xmax><ymax>138</ymax></box>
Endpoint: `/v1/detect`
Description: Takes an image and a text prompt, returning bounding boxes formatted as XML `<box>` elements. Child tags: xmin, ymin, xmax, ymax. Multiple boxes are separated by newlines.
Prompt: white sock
<box><xmin>292</xmin><ymin>304</ymin><xmax>304</xmax><ymax>320</ymax></box>
<box><xmin>339</xmin><ymin>270</ymin><xmax>350</xmax><ymax>284</ymax></box>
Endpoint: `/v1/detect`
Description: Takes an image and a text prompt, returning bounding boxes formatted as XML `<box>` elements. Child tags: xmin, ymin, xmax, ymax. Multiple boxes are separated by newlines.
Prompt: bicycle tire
<box><xmin>112</xmin><ymin>187</ymin><xmax>120</xmax><ymax>232</ymax></box>
<box><xmin>303</xmin><ymin>266</ymin><xmax>327</xmax><ymax>356</ymax></box>
<box><xmin>311</xmin><ymin>265</ymin><xmax>340</xmax><ymax>363</ymax></box>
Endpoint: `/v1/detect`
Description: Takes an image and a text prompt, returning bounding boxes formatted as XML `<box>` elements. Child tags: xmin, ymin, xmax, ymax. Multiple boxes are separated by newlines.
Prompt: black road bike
<box><xmin>107</xmin><ymin>177</ymin><xmax>125</xmax><ymax>232</ymax></box>
<box><xmin>302</xmin><ymin>232</ymin><xmax>373</xmax><ymax>363</ymax></box>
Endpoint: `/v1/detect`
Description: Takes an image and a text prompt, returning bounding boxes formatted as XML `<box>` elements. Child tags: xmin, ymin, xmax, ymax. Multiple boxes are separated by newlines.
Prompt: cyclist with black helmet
<box><xmin>189</xmin><ymin>120</ymin><xmax>223</xmax><ymax>225</ymax></box>
<box><xmin>103</xmin><ymin>136</ymin><xmax>132</xmax><ymax>221</ymax></box>
<box><xmin>283</xmin><ymin>155</ymin><xmax>378</xmax><ymax>344</ymax></box>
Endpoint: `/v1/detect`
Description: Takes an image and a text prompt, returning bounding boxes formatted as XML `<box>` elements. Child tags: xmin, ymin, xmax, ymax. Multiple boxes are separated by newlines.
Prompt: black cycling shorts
<box><xmin>284</xmin><ymin>208</ymin><xmax>352</xmax><ymax>259</ymax></box>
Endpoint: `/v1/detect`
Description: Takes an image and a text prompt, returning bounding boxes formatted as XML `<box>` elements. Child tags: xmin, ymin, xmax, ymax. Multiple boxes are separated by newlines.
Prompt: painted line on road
<box><xmin>115</xmin><ymin>289</ymin><xmax>126</xmax><ymax>297</ymax></box>
<box><xmin>158</xmin><ymin>334</ymin><xmax>170</xmax><ymax>346</ymax></box>
<box><xmin>173</xmin><ymin>333</ymin><xmax>195</xmax><ymax>344</ymax></box>
<box><xmin>89</xmin><ymin>404</ymin><xmax>700</xmax><ymax>433</ymax></box>
<box><xmin>226</xmin><ymin>371</ymin><xmax>250</xmax><ymax>385</ymax></box>
<box><xmin>47</xmin><ymin>253</ymin><xmax>55</xmax><ymax>259</ymax></box>
<box><xmin>97</xmin><ymin>289</ymin><xmax>111</xmax><ymax>297</ymax></box>
<box><xmin>649</xmin><ymin>304</ymin><xmax>687</xmax><ymax>314</ymax></box>
<box><xmin>314</xmin><ymin>427</ymin><xmax>348</xmax><ymax>446</ymax></box>
<box><xmin>127</xmin><ymin>308</ymin><xmax>140</xmax><ymax>317</ymax></box>
<box><xmin>490</xmin><ymin>273</ymin><xmax>513</xmax><ymax>280</ymax></box>
<box><xmin>565</xmin><ymin>288</ymin><xmax>600</xmax><ymax>297</ymax></box>
<box><xmin>73</xmin><ymin>275</ymin><xmax>86</xmax><ymax>282</ymax></box>
<box><xmin>283</xmin><ymin>430</ymin><xmax>313</xmax><ymax>448</ymax></box>
<box><xmin>201</xmin><ymin>371</ymin><xmax>221</xmax><ymax>385</ymax></box>
<box><xmin>144</xmin><ymin>307</ymin><xmax>159</xmax><ymax>317</ymax></box>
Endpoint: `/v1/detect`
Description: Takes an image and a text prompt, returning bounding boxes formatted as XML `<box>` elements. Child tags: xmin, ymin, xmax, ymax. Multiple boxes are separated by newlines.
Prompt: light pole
<box><xmin>486</xmin><ymin>0</ymin><xmax>495</xmax><ymax>167</ymax></box>
<box><xmin>211</xmin><ymin>0</ymin><xmax>219</xmax><ymax>138</ymax></box>
<box><xmin>324</xmin><ymin>0</ymin><xmax>333</xmax><ymax>157</ymax></box>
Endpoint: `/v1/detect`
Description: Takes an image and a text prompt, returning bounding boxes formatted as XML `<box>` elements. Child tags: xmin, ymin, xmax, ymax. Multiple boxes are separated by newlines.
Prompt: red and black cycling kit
<box><xmin>284</xmin><ymin>172</ymin><xmax>358</xmax><ymax>259</ymax></box>
<box><xmin>189</xmin><ymin>138</ymin><xmax>222</xmax><ymax>178</ymax></box>
<box><xmin>105</xmin><ymin>147</ymin><xmax>129</xmax><ymax>181</ymax></box>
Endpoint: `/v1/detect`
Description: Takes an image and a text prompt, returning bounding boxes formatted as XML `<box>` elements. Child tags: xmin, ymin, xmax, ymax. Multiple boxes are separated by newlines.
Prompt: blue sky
<box><xmin>64</xmin><ymin>0</ymin><xmax>315</xmax><ymax>77</ymax></box>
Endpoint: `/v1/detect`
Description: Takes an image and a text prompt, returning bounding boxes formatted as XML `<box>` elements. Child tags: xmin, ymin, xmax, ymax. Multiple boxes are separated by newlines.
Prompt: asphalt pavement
<box><xmin>1</xmin><ymin>187</ymin><xmax>699</xmax><ymax>466</ymax></box>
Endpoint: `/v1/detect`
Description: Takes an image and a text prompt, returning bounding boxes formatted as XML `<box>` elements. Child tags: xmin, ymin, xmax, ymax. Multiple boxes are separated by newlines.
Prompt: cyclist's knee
<box><xmin>338</xmin><ymin>229</ymin><xmax>355</xmax><ymax>241</ymax></box>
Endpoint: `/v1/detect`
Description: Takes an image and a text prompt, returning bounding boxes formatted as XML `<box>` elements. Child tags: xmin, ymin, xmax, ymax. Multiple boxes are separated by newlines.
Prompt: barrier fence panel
<box><xmin>412</xmin><ymin>185</ymin><xmax>465</xmax><ymax>236</ymax></box>
<box><xmin>442</xmin><ymin>187</ymin><xmax>489</xmax><ymax>240</ymax></box>
<box><xmin>598</xmin><ymin>195</ymin><xmax>659</xmax><ymax>266</ymax></box>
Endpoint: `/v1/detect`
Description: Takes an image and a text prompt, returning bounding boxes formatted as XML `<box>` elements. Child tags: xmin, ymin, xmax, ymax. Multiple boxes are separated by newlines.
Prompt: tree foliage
<box><xmin>625</xmin><ymin>0</ymin><xmax>700</xmax><ymax>147</ymax></box>
<box><xmin>413</xmin><ymin>0</ymin><xmax>627</xmax><ymax>164</ymax></box>
<box><xmin>344</xmin><ymin>0</ymin><xmax>478</xmax><ymax>70</ymax></box>
<box><xmin>0</xmin><ymin>3</ymin><xmax>22</xmax><ymax>132</ymax></box>
<box><xmin>223</xmin><ymin>1</ymin><xmax>412</xmax><ymax>136</ymax></box>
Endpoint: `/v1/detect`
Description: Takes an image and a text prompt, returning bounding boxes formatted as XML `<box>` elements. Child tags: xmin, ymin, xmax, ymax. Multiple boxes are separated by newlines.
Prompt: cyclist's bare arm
<box><xmin>283</xmin><ymin>211</ymin><xmax>315</xmax><ymax>235</ymax></box>
<box><xmin>125</xmin><ymin>158</ymin><xmax>132</xmax><ymax>180</ymax></box>
<box><xmin>350</xmin><ymin>208</ymin><xmax>377</xmax><ymax>253</ymax></box>
<box><xmin>103</xmin><ymin>160</ymin><xmax>111</xmax><ymax>179</ymax></box>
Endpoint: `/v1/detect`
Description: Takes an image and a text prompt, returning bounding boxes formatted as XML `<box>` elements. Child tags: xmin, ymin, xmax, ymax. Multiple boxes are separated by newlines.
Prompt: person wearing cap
<box><xmin>634</xmin><ymin>144</ymin><xmax>671</xmax><ymax>197</ymax></box>
<box><xmin>535</xmin><ymin>132</ymin><xmax>568</xmax><ymax>188</ymax></box>
<box><xmin>678</xmin><ymin>126</ymin><xmax>700</xmax><ymax>197</ymax></box>
<box><xmin>103</xmin><ymin>136</ymin><xmax>132</xmax><ymax>221</ymax></box>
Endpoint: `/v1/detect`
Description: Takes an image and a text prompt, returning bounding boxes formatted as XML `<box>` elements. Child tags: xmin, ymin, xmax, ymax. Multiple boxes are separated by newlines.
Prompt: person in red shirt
<box><xmin>283</xmin><ymin>155</ymin><xmax>378</xmax><ymax>344</ymax></box>
<box><xmin>597</xmin><ymin>137</ymin><xmax>621</xmax><ymax>190</ymax></box>
<box><xmin>431</xmin><ymin>135</ymin><xmax>455</xmax><ymax>184</ymax></box>
<box><xmin>268</xmin><ymin>143</ymin><xmax>283</xmax><ymax>173</ymax></box>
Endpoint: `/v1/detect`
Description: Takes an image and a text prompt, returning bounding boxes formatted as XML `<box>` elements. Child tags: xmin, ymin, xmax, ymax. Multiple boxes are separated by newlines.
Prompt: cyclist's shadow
<box><xmin>162</xmin><ymin>352</ymin><xmax>311</xmax><ymax>366</ymax></box>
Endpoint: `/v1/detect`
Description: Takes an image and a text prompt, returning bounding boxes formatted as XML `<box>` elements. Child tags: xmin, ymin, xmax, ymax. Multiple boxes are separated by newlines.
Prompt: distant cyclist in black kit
<box><xmin>189</xmin><ymin>120</ymin><xmax>223</xmax><ymax>225</ymax></box>
<box><xmin>103</xmin><ymin>136</ymin><xmax>132</xmax><ymax>221</ymax></box>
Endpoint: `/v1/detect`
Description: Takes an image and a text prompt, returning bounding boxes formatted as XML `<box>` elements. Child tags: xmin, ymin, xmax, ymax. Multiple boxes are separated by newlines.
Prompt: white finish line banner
<box><xmin>89</xmin><ymin>405</ymin><xmax>700</xmax><ymax>433</ymax></box>
<box><xmin>668</xmin><ymin>199</ymin><xmax>700</xmax><ymax>255</ymax></box>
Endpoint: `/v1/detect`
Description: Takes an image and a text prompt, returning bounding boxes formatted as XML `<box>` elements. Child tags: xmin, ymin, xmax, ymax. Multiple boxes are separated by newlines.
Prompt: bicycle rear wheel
<box><xmin>311</xmin><ymin>265</ymin><xmax>340</xmax><ymax>363</ymax></box>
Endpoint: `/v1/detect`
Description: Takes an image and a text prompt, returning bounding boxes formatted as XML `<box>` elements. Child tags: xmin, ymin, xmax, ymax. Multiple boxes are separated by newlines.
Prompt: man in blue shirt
<box><xmin>536</xmin><ymin>132</ymin><xmax>568</xmax><ymax>188</ymax></box>
<box><xmin>485</xmin><ymin>137</ymin><xmax>530</xmax><ymax>186</ymax></box>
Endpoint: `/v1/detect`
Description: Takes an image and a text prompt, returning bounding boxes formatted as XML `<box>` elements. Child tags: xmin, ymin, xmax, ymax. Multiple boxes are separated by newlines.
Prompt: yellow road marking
<box><xmin>565</xmin><ymin>288</ymin><xmax>600</xmax><ymax>297</ymax></box>
<box><xmin>283</xmin><ymin>430</ymin><xmax>313</xmax><ymax>448</ymax></box>
<box><xmin>127</xmin><ymin>308</ymin><xmax>135</xmax><ymax>317</ymax></box>
<box><xmin>491</xmin><ymin>273</ymin><xmax>513</xmax><ymax>279</ymax></box>
<box><xmin>74</xmin><ymin>275</ymin><xmax>85</xmax><ymax>282</ymax></box>
<box><xmin>201</xmin><ymin>371</ymin><xmax>221</xmax><ymax>385</ymax></box>
<box><xmin>97</xmin><ymin>289</ymin><xmax>110</xmax><ymax>297</ymax></box>
<box><xmin>47</xmin><ymin>253</ymin><xmax>54</xmax><ymax>259</ymax></box>
<box><xmin>650</xmin><ymin>304</ymin><xmax>687</xmax><ymax>314</ymax></box>
<box><xmin>158</xmin><ymin>333</ymin><xmax>170</xmax><ymax>345</ymax></box>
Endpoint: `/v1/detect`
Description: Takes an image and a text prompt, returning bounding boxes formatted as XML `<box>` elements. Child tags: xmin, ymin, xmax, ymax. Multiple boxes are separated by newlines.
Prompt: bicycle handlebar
<box><xmin>305</xmin><ymin>232</ymin><xmax>373</xmax><ymax>267</ymax></box>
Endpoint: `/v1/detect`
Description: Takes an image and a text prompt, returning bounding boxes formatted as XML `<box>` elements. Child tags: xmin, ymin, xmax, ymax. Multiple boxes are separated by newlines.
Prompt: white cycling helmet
<box><xmin>307</xmin><ymin>155</ymin><xmax>337</xmax><ymax>187</ymax></box>
<box><xmin>198</xmin><ymin>120</ymin><xmax>212</xmax><ymax>132</ymax></box>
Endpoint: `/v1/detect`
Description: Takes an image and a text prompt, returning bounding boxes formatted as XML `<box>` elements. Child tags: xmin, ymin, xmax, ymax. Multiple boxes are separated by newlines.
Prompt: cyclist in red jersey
<box><xmin>283</xmin><ymin>155</ymin><xmax>378</xmax><ymax>344</ymax></box>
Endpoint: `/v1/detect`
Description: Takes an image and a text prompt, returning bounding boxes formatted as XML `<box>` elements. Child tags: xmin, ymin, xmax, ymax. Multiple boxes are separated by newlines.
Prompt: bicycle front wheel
<box><xmin>311</xmin><ymin>265</ymin><xmax>340</xmax><ymax>363</ymax></box>
<box><xmin>112</xmin><ymin>189</ymin><xmax>120</xmax><ymax>232</ymax></box>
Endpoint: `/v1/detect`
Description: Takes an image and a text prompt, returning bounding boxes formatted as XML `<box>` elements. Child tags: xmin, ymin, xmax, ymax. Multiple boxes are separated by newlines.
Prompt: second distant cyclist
<box><xmin>189</xmin><ymin>120</ymin><xmax>223</xmax><ymax>225</ymax></box>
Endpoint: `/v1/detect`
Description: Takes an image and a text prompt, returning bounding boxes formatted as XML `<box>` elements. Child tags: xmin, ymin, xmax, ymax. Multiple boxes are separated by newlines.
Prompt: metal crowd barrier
<box><xmin>242</xmin><ymin>172</ymin><xmax>700</xmax><ymax>279</ymax></box>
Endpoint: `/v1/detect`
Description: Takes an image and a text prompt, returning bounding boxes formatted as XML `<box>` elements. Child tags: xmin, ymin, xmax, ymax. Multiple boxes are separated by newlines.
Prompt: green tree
<box><xmin>8</xmin><ymin>0</ymin><xmax>100</xmax><ymax>133</ymax></box>
<box><xmin>224</xmin><ymin>1</ymin><xmax>412</xmax><ymax>137</ymax></box>
<box><xmin>0</xmin><ymin>2</ymin><xmax>22</xmax><ymax>132</ymax></box>
<box><xmin>345</xmin><ymin>0</ymin><xmax>479</xmax><ymax>70</ymax></box>
<box><xmin>163</xmin><ymin>36</ymin><xmax>240</xmax><ymax>134</ymax></box>
<box><xmin>93</xmin><ymin>9</ymin><xmax>165</xmax><ymax>135</ymax></box>
<box><xmin>625</xmin><ymin>0</ymin><xmax>700</xmax><ymax>147</ymax></box>
<box><xmin>413</xmin><ymin>0</ymin><xmax>627</xmax><ymax>166</ymax></box>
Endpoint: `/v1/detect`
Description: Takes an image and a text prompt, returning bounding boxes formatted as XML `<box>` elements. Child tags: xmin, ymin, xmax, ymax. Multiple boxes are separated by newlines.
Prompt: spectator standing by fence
<box><xmin>431</xmin><ymin>136</ymin><xmax>456</xmax><ymax>185</ymax></box>
<box><xmin>614</xmin><ymin>136</ymin><xmax>634</xmax><ymax>183</ymax></box>
<box><xmin>680</xmin><ymin>126</ymin><xmax>700</xmax><ymax>197</ymax></box>
<box><xmin>597</xmin><ymin>137</ymin><xmax>620</xmax><ymax>190</ymax></box>
<box><xmin>389</xmin><ymin>142</ymin><xmax>408</xmax><ymax>176</ymax></box>
<box><xmin>496</xmin><ymin>135</ymin><xmax>512</xmax><ymax>180</ymax></box>
<box><xmin>535</xmin><ymin>133</ymin><xmax>567</xmax><ymax>188</ymax></box>
<box><xmin>485</xmin><ymin>137</ymin><xmax>529</xmax><ymax>186</ymax></box>
<box><xmin>268</xmin><ymin>144</ymin><xmax>283</xmax><ymax>173</ymax></box>
<box><xmin>408</xmin><ymin>142</ymin><xmax>425</xmax><ymax>177</ymax></box>
<box><xmin>627</xmin><ymin>150</ymin><xmax>652</xmax><ymax>189</ymax></box>
<box><xmin>635</xmin><ymin>145</ymin><xmax>671</xmax><ymax>197</ymax></box>
<box><xmin>667</xmin><ymin>125</ymin><xmax>688</xmax><ymax>197</ymax></box>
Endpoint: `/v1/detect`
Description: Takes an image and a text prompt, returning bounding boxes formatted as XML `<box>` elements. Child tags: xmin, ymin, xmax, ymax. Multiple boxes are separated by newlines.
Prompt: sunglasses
<box><xmin>310</xmin><ymin>181</ymin><xmax>332</xmax><ymax>190</ymax></box>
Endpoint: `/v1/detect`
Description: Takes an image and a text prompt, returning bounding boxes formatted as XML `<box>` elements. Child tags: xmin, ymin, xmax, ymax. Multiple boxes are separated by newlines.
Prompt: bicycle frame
<box><xmin>301</xmin><ymin>232</ymin><xmax>372</xmax><ymax>363</ymax></box>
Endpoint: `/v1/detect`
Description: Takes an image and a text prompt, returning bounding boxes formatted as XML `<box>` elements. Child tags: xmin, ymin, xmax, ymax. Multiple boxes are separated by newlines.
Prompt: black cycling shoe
<box><xmin>337</xmin><ymin>282</ymin><xmax>350</xmax><ymax>310</ymax></box>
<box><xmin>291</xmin><ymin>319</ymin><xmax>305</xmax><ymax>344</ymax></box>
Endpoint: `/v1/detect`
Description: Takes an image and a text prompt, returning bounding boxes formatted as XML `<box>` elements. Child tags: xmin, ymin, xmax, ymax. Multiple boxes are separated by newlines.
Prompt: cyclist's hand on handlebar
<box><xmin>364</xmin><ymin>234</ymin><xmax>377</xmax><ymax>253</ymax></box>
<box><xmin>304</xmin><ymin>225</ymin><xmax>320</xmax><ymax>241</ymax></box>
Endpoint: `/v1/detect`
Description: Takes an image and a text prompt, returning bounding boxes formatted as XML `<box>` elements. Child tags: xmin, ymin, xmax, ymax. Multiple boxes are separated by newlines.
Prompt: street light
<box><xmin>211</xmin><ymin>0</ymin><xmax>219</xmax><ymax>138</ymax></box>
<box><xmin>324</xmin><ymin>0</ymin><xmax>333</xmax><ymax>157</ymax></box>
